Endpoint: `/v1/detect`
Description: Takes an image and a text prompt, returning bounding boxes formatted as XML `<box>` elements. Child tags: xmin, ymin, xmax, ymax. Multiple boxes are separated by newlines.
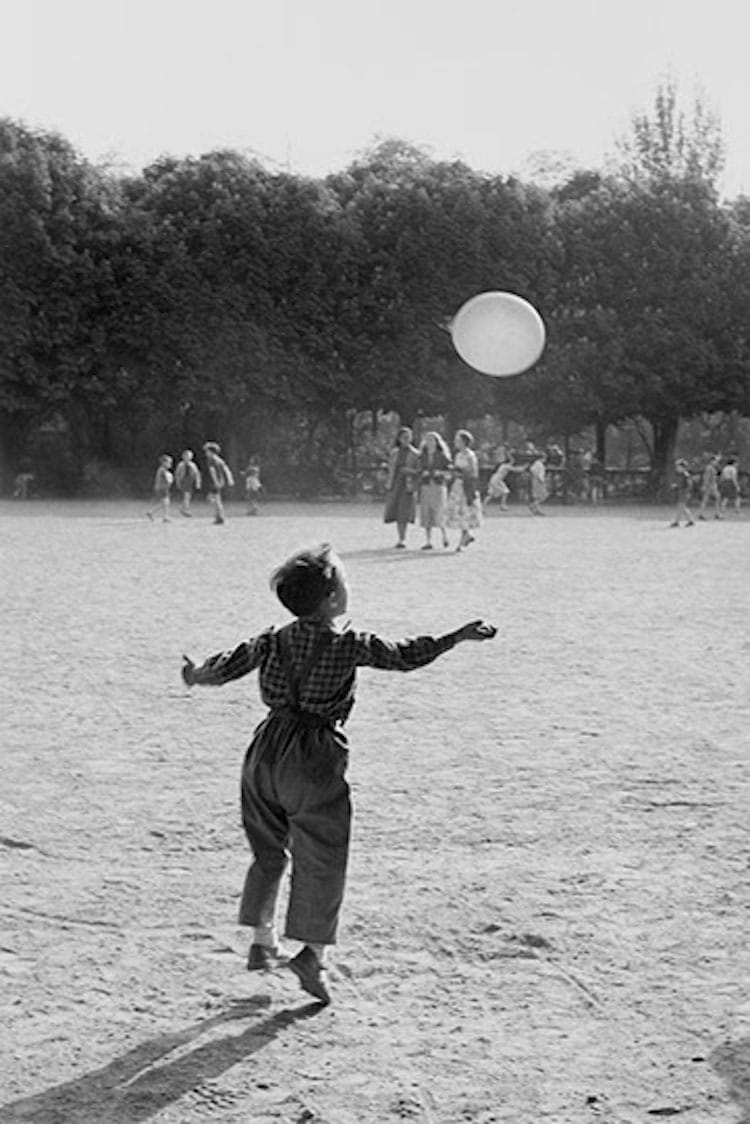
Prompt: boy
<box><xmin>719</xmin><ymin>454</ymin><xmax>741</xmax><ymax>516</ymax></box>
<box><xmin>698</xmin><ymin>454</ymin><xmax>721</xmax><ymax>520</ymax></box>
<box><xmin>146</xmin><ymin>454</ymin><xmax>174</xmax><ymax>522</ymax></box>
<box><xmin>203</xmin><ymin>442</ymin><xmax>234</xmax><ymax>524</ymax></box>
<box><xmin>670</xmin><ymin>458</ymin><xmax>695</xmax><ymax>527</ymax></box>
<box><xmin>182</xmin><ymin>543</ymin><xmax>496</xmax><ymax>1004</ymax></box>
<box><xmin>242</xmin><ymin>456</ymin><xmax>263</xmax><ymax>516</ymax></box>
<box><xmin>175</xmin><ymin>449</ymin><xmax>202</xmax><ymax>516</ymax></box>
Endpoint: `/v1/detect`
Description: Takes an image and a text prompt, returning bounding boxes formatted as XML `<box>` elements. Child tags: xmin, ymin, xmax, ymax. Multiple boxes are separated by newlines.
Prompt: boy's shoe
<box><xmin>287</xmin><ymin>946</ymin><xmax>331</xmax><ymax>1005</ymax></box>
<box><xmin>246</xmin><ymin>943</ymin><xmax>281</xmax><ymax>971</ymax></box>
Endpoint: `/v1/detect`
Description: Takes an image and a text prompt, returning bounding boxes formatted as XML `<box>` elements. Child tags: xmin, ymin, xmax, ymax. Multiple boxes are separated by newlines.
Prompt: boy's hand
<box><xmin>181</xmin><ymin>655</ymin><xmax>197</xmax><ymax>687</ymax></box>
<box><xmin>458</xmin><ymin>620</ymin><xmax>497</xmax><ymax>642</ymax></box>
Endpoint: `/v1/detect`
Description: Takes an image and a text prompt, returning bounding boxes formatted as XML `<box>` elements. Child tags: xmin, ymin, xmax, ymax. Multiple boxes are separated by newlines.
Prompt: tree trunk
<box><xmin>595</xmin><ymin>419</ymin><xmax>607</xmax><ymax>464</ymax></box>
<box><xmin>650</xmin><ymin>416</ymin><xmax>680</xmax><ymax>498</ymax></box>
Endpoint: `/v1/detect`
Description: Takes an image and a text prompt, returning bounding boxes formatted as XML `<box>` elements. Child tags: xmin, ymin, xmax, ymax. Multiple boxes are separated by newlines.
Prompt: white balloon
<box><xmin>451</xmin><ymin>291</ymin><xmax>546</xmax><ymax>377</ymax></box>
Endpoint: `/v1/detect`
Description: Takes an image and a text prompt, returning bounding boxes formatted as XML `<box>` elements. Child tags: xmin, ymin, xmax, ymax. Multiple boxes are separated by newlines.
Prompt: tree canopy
<box><xmin>1</xmin><ymin>82</ymin><xmax>749</xmax><ymax>494</ymax></box>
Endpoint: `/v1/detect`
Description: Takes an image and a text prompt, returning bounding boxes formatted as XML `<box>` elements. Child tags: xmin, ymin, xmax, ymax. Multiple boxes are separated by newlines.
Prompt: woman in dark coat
<box><xmin>383</xmin><ymin>426</ymin><xmax>420</xmax><ymax>548</ymax></box>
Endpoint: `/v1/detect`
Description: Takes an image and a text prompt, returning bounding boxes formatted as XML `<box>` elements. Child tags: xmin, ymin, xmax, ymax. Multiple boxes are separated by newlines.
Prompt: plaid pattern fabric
<box><xmin>192</xmin><ymin>618</ymin><xmax>456</xmax><ymax>723</ymax></box>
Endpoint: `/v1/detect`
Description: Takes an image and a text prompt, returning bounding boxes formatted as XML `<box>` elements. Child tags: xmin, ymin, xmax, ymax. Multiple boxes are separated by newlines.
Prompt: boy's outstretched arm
<box><xmin>181</xmin><ymin>630</ymin><xmax>272</xmax><ymax>688</ymax></box>
<box><xmin>354</xmin><ymin>619</ymin><xmax>496</xmax><ymax>672</ymax></box>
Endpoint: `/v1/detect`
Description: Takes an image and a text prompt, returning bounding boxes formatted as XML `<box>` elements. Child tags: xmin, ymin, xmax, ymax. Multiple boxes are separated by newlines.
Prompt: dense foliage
<box><xmin>2</xmin><ymin>86</ymin><xmax>749</xmax><ymax>495</ymax></box>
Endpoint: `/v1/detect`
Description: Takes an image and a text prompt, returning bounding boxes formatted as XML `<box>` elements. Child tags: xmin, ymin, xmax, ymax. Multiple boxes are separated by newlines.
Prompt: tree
<box><xmin>615</xmin><ymin>78</ymin><xmax>724</xmax><ymax>189</ymax></box>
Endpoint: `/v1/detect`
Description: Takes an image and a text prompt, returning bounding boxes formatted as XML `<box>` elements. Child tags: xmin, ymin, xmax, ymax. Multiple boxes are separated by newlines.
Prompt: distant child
<box><xmin>670</xmin><ymin>458</ymin><xmax>695</xmax><ymax>527</ymax></box>
<box><xmin>146</xmin><ymin>454</ymin><xmax>173</xmax><ymax>522</ymax></box>
<box><xmin>698</xmin><ymin>454</ymin><xmax>721</xmax><ymax>521</ymax></box>
<box><xmin>528</xmin><ymin>452</ymin><xmax>547</xmax><ymax>516</ymax></box>
<box><xmin>484</xmin><ymin>452</ymin><xmax>520</xmax><ymax>512</ymax></box>
<box><xmin>12</xmin><ymin>471</ymin><xmax>34</xmax><ymax>500</ymax></box>
<box><xmin>242</xmin><ymin>456</ymin><xmax>263</xmax><ymax>516</ymax></box>
<box><xmin>175</xmin><ymin>449</ymin><xmax>202</xmax><ymax>517</ymax></box>
<box><xmin>719</xmin><ymin>455</ymin><xmax>741</xmax><ymax>516</ymax></box>
<box><xmin>203</xmin><ymin>442</ymin><xmax>234</xmax><ymax>524</ymax></box>
<box><xmin>181</xmin><ymin>543</ymin><xmax>496</xmax><ymax>1004</ymax></box>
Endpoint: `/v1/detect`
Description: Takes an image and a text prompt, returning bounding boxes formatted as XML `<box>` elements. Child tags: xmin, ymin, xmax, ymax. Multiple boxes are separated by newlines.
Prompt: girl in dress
<box><xmin>417</xmin><ymin>431</ymin><xmax>452</xmax><ymax>549</ymax></box>
<box><xmin>383</xmin><ymin>426</ymin><xmax>420</xmax><ymax>548</ymax></box>
<box><xmin>446</xmin><ymin>429</ymin><xmax>482</xmax><ymax>552</ymax></box>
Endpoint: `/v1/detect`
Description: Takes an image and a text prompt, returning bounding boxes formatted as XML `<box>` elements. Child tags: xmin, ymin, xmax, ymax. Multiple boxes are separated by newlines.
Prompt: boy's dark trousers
<box><xmin>239</xmin><ymin>711</ymin><xmax>351</xmax><ymax>945</ymax></box>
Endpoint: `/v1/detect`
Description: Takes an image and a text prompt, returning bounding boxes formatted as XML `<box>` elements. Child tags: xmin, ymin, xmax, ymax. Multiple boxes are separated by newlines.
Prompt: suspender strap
<box><xmin>277</xmin><ymin>625</ymin><xmax>331</xmax><ymax>711</ymax></box>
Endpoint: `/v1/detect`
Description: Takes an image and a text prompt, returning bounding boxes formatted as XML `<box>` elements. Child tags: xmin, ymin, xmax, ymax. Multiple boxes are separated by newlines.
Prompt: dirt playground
<box><xmin>1</xmin><ymin>499</ymin><xmax>749</xmax><ymax>1124</ymax></box>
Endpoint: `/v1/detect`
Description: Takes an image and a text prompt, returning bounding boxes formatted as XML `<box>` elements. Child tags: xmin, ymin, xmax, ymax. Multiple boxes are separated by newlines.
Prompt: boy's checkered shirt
<box><xmin>192</xmin><ymin>618</ymin><xmax>456</xmax><ymax>723</ymax></box>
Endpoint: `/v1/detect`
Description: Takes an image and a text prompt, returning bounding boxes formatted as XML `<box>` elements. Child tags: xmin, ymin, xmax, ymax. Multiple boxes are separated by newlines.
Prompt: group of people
<box><xmin>383</xmin><ymin>426</ymin><xmax>482</xmax><ymax>552</ymax></box>
<box><xmin>384</xmin><ymin>431</ymin><xmax>556</xmax><ymax>550</ymax></box>
<box><xmin>671</xmin><ymin>452</ymin><xmax>742</xmax><ymax>527</ymax></box>
<box><xmin>484</xmin><ymin>449</ymin><xmax>549</xmax><ymax>515</ymax></box>
<box><xmin>146</xmin><ymin>444</ymin><xmax>262</xmax><ymax>524</ymax></box>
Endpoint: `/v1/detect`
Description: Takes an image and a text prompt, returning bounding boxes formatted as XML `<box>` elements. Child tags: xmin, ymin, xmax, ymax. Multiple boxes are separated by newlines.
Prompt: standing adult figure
<box><xmin>204</xmin><ymin>442</ymin><xmax>235</xmax><ymax>525</ymax></box>
<box><xmin>417</xmin><ymin>431</ymin><xmax>452</xmax><ymax>549</ymax></box>
<box><xmin>446</xmin><ymin>429</ymin><xmax>482</xmax><ymax>552</ymax></box>
<box><xmin>383</xmin><ymin>426</ymin><xmax>419</xmax><ymax>548</ymax></box>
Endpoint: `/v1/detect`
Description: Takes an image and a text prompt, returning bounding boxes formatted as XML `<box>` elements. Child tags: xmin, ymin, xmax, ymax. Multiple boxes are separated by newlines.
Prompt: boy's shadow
<box><xmin>711</xmin><ymin>1036</ymin><xmax>750</xmax><ymax>1123</ymax></box>
<box><xmin>2</xmin><ymin>995</ymin><xmax>324</xmax><ymax>1123</ymax></box>
<box><xmin>341</xmin><ymin>547</ymin><xmax>454</xmax><ymax>563</ymax></box>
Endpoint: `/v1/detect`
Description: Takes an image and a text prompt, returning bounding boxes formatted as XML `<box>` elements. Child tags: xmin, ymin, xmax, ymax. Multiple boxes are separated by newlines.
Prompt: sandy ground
<box><xmin>1</xmin><ymin>497</ymin><xmax>749</xmax><ymax>1124</ymax></box>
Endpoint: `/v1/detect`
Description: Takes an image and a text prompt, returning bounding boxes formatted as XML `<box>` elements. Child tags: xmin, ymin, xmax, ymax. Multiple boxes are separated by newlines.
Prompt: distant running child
<box><xmin>146</xmin><ymin>454</ymin><xmax>174</xmax><ymax>522</ymax></box>
<box><xmin>484</xmin><ymin>452</ymin><xmax>520</xmax><ymax>512</ymax></box>
<box><xmin>181</xmin><ymin>543</ymin><xmax>496</xmax><ymax>1004</ymax></box>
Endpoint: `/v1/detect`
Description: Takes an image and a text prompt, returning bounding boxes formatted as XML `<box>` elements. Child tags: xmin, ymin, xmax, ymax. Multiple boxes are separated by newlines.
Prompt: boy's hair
<box><xmin>456</xmin><ymin>428</ymin><xmax>474</xmax><ymax>448</ymax></box>
<box><xmin>271</xmin><ymin>543</ymin><xmax>339</xmax><ymax>617</ymax></box>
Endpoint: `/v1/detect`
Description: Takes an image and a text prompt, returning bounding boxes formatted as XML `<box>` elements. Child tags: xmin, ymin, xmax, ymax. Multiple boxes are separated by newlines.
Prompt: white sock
<box><xmin>252</xmin><ymin>924</ymin><xmax>278</xmax><ymax>949</ymax></box>
<box><xmin>308</xmin><ymin>942</ymin><xmax>327</xmax><ymax>965</ymax></box>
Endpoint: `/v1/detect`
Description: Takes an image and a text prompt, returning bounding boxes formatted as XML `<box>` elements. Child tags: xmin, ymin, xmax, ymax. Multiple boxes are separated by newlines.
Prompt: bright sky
<box><xmin>4</xmin><ymin>0</ymin><xmax>750</xmax><ymax>195</ymax></box>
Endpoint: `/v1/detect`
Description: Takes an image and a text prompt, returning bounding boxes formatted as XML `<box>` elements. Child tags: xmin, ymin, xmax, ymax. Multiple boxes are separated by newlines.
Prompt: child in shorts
<box><xmin>146</xmin><ymin>454</ymin><xmax>174</xmax><ymax>522</ymax></box>
<box><xmin>181</xmin><ymin>543</ymin><xmax>496</xmax><ymax>1004</ymax></box>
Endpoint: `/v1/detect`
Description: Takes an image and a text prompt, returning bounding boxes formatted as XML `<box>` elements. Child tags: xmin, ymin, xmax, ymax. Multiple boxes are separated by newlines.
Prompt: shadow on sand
<box><xmin>340</xmin><ymin>546</ymin><xmax>456</xmax><ymax>563</ymax></box>
<box><xmin>1</xmin><ymin>996</ymin><xmax>325</xmax><ymax>1123</ymax></box>
<box><xmin>711</xmin><ymin>1037</ymin><xmax>750</xmax><ymax>1124</ymax></box>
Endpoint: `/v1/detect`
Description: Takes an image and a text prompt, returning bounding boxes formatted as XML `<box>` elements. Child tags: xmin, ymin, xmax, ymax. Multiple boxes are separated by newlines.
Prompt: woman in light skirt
<box><xmin>417</xmin><ymin>431</ymin><xmax>452</xmax><ymax>549</ymax></box>
<box><xmin>446</xmin><ymin>430</ymin><xmax>482</xmax><ymax>552</ymax></box>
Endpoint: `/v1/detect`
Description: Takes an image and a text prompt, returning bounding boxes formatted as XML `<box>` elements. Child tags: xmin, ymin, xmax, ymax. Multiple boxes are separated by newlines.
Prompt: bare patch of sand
<box><xmin>1</xmin><ymin>501</ymin><xmax>749</xmax><ymax>1122</ymax></box>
